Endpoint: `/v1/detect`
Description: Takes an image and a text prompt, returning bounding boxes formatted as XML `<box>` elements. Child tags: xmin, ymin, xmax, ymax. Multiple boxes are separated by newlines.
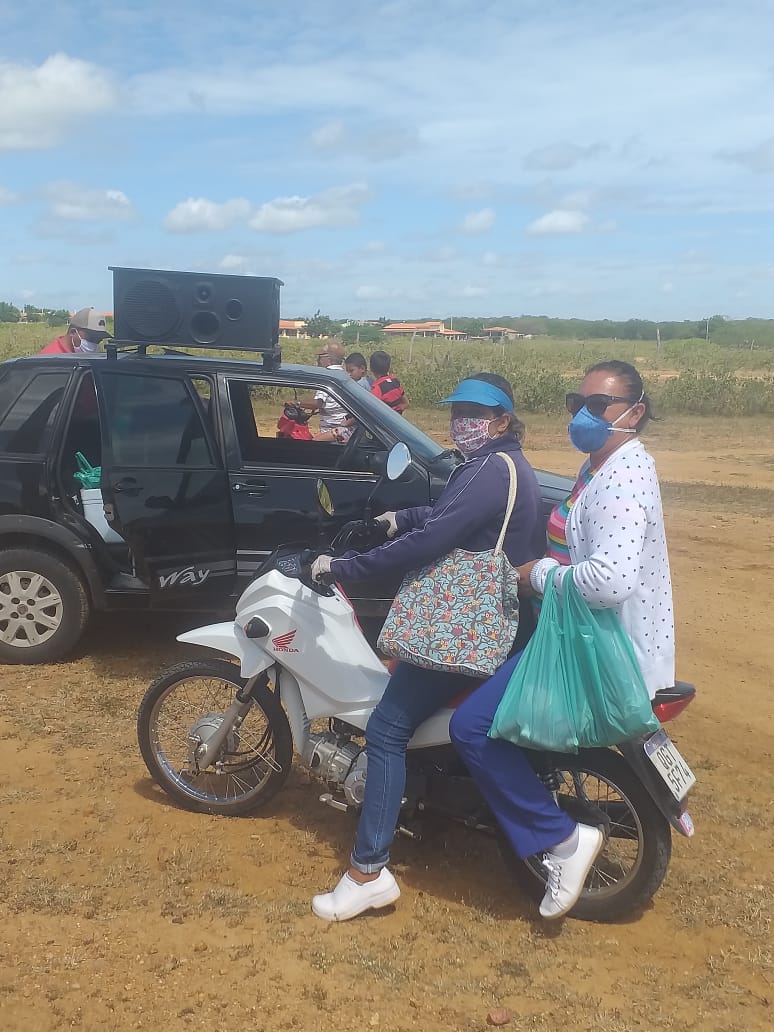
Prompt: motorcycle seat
<box><xmin>653</xmin><ymin>681</ymin><xmax>696</xmax><ymax>702</ymax></box>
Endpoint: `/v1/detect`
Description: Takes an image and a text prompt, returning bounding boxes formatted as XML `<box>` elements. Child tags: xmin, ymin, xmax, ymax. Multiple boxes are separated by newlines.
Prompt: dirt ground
<box><xmin>1</xmin><ymin>416</ymin><xmax>773</xmax><ymax>1032</ymax></box>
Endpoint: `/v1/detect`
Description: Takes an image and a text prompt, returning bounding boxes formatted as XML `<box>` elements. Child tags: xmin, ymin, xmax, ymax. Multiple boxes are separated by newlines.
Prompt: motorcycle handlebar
<box><xmin>329</xmin><ymin>518</ymin><xmax>389</xmax><ymax>555</ymax></box>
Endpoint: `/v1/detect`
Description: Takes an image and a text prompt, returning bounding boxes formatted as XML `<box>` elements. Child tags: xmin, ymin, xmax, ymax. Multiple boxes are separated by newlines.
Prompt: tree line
<box><xmin>5</xmin><ymin>300</ymin><xmax>774</xmax><ymax>349</ymax></box>
<box><xmin>0</xmin><ymin>303</ymin><xmax>71</xmax><ymax>325</ymax></box>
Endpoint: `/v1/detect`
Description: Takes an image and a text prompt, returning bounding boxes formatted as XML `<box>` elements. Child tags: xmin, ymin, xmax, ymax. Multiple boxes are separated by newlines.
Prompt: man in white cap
<box><xmin>39</xmin><ymin>308</ymin><xmax>111</xmax><ymax>354</ymax></box>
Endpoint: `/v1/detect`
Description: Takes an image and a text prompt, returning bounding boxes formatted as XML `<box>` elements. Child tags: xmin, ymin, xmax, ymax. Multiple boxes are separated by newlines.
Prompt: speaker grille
<box><xmin>123</xmin><ymin>280</ymin><xmax>180</xmax><ymax>339</ymax></box>
<box><xmin>190</xmin><ymin>309</ymin><xmax>222</xmax><ymax>344</ymax></box>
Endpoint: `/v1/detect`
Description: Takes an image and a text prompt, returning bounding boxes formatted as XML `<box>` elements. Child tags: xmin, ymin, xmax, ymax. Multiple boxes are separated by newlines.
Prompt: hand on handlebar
<box><xmin>375</xmin><ymin>511</ymin><xmax>399</xmax><ymax>539</ymax></box>
<box><xmin>311</xmin><ymin>554</ymin><xmax>334</xmax><ymax>583</ymax></box>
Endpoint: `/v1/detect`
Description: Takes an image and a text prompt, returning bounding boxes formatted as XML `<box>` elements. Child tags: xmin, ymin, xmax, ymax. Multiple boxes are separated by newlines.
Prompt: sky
<box><xmin>1</xmin><ymin>0</ymin><xmax>774</xmax><ymax>322</ymax></box>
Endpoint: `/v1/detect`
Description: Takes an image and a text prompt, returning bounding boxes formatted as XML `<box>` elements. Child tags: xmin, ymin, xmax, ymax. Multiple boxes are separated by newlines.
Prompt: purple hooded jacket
<box><xmin>329</xmin><ymin>433</ymin><xmax>545</xmax><ymax>583</ymax></box>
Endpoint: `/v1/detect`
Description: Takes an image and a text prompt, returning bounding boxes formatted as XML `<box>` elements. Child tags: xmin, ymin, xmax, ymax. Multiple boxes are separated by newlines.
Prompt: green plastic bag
<box><xmin>73</xmin><ymin>451</ymin><xmax>101</xmax><ymax>489</ymax></box>
<box><xmin>489</xmin><ymin>568</ymin><xmax>660</xmax><ymax>753</ymax></box>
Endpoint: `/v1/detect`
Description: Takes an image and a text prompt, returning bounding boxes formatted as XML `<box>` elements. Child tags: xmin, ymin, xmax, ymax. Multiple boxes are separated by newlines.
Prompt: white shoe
<box><xmin>312</xmin><ymin>868</ymin><xmax>400</xmax><ymax>922</ymax></box>
<box><xmin>539</xmin><ymin>824</ymin><xmax>604</xmax><ymax>920</ymax></box>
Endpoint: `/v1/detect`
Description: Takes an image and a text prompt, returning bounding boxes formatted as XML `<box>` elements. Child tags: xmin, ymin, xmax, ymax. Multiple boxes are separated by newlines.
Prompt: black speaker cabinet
<box><xmin>110</xmin><ymin>267</ymin><xmax>283</xmax><ymax>355</ymax></box>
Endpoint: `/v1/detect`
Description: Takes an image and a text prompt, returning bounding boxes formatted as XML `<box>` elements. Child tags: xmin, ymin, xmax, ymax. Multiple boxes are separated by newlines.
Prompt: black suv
<box><xmin>0</xmin><ymin>351</ymin><xmax>571</xmax><ymax>664</ymax></box>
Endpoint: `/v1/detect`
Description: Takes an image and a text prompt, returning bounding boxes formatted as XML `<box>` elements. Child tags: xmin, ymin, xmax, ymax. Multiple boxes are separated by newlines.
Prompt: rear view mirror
<box><xmin>316</xmin><ymin>479</ymin><xmax>334</xmax><ymax>516</ymax></box>
<box><xmin>386</xmin><ymin>442</ymin><xmax>411</xmax><ymax>481</ymax></box>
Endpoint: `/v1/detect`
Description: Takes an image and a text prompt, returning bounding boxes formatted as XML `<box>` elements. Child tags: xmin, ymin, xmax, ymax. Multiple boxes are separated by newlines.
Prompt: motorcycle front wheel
<box><xmin>137</xmin><ymin>659</ymin><xmax>293</xmax><ymax>816</ymax></box>
<box><xmin>501</xmin><ymin>749</ymin><xmax>672</xmax><ymax>921</ymax></box>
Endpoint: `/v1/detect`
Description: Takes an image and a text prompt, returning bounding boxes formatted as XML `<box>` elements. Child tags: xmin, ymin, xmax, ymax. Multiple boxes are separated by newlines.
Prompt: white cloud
<box><xmin>0</xmin><ymin>185</ymin><xmax>18</xmax><ymax>205</ymax></box>
<box><xmin>0</xmin><ymin>54</ymin><xmax>115</xmax><ymax>151</ymax></box>
<box><xmin>164</xmin><ymin>184</ymin><xmax>369</xmax><ymax>235</ymax></box>
<box><xmin>461</xmin><ymin>284</ymin><xmax>487</xmax><ymax>297</ymax></box>
<box><xmin>248</xmin><ymin>183</ymin><xmax>369</xmax><ymax>234</ymax></box>
<box><xmin>425</xmin><ymin>245</ymin><xmax>457</xmax><ymax>262</ymax></box>
<box><xmin>720</xmin><ymin>137</ymin><xmax>774</xmax><ymax>174</ymax></box>
<box><xmin>220</xmin><ymin>254</ymin><xmax>249</xmax><ymax>270</ymax></box>
<box><xmin>164</xmin><ymin>197</ymin><xmax>252</xmax><ymax>232</ymax></box>
<box><xmin>459</xmin><ymin>208</ymin><xmax>496</xmax><ymax>234</ymax></box>
<box><xmin>310</xmin><ymin>119</ymin><xmax>346</xmax><ymax>150</ymax></box>
<box><xmin>523</xmin><ymin>142</ymin><xmax>605</xmax><ymax>171</ymax></box>
<box><xmin>526</xmin><ymin>209</ymin><xmax>590</xmax><ymax>235</ymax></box>
<box><xmin>43</xmin><ymin>182</ymin><xmax>134</xmax><ymax>221</ymax></box>
<box><xmin>354</xmin><ymin>285</ymin><xmax>392</xmax><ymax>300</ymax></box>
<box><xmin>482</xmin><ymin>250</ymin><xmax>500</xmax><ymax>267</ymax></box>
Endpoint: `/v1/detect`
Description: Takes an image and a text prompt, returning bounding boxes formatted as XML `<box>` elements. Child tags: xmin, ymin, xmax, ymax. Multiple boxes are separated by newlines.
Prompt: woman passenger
<box><xmin>451</xmin><ymin>360</ymin><xmax>674</xmax><ymax>920</ymax></box>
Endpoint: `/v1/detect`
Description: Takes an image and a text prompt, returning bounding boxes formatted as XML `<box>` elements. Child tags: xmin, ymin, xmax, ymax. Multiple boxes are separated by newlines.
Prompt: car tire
<box><xmin>0</xmin><ymin>548</ymin><xmax>90</xmax><ymax>664</ymax></box>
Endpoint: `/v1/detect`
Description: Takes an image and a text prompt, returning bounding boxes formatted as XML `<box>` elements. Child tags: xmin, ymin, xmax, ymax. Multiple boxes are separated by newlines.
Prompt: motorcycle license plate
<box><xmin>644</xmin><ymin>728</ymin><xmax>696</xmax><ymax>801</ymax></box>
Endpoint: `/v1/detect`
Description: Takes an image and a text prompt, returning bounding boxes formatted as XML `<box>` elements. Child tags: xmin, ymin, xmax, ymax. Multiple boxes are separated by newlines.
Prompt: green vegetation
<box><xmin>3</xmin><ymin>321</ymin><xmax>773</xmax><ymax>416</ymax></box>
<box><xmin>441</xmin><ymin>313</ymin><xmax>774</xmax><ymax>349</ymax></box>
<box><xmin>341</xmin><ymin>323</ymin><xmax>384</xmax><ymax>345</ymax></box>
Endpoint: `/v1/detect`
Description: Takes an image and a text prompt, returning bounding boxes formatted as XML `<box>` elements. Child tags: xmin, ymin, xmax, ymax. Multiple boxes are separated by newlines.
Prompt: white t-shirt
<box><xmin>314</xmin><ymin>366</ymin><xmax>349</xmax><ymax>430</ymax></box>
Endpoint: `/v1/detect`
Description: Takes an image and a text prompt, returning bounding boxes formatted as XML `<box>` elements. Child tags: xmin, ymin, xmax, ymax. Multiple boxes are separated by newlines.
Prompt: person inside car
<box><xmin>308</xmin><ymin>373</ymin><xmax>545</xmax><ymax>922</ymax></box>
<box><xmin>39</xmin><ymin>309</ymin><xmax>110</xmax><ymax>354</ymax></box>
<box><xmin>296</xmin><ymin>342</ymin><xmax>356</xmax><ymax>442</ymax></box>
<box><xmin>450</xmin><ymin>360</ymin><xmax>674</xmax><ymax>921</ymax></box>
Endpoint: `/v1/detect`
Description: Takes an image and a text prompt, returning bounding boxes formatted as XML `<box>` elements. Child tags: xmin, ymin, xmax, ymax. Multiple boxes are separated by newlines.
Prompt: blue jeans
<box><xmin>450</xmin><ymin>652</ymin><xmax>576</xmax><ymax>859</ymax></box>
<box><xmin>351</xmin><ymin>661</ymin><xmax>470</xmax><ymax>874</ymax></box>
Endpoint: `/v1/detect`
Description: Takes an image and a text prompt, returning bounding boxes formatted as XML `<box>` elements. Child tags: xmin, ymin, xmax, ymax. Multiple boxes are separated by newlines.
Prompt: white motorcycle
<box><xmin>137</xmin><ymin>444</ymin><xmax>697</xmax><ymax>921</ymax></box>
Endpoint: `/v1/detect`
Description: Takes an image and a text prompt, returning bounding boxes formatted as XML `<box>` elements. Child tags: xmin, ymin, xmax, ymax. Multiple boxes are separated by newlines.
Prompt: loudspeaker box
<box><xmin>110</xmin><ymin>267</ymin><xmax>282</xmax><ymax>355</ymax></box>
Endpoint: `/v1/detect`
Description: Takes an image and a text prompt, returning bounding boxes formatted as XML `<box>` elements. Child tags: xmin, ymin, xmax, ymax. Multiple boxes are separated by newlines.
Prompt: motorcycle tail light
<box><xmin>652</xmin><ymin>695</ymin><xmax>694</xmax><ymax>723</ymax></box>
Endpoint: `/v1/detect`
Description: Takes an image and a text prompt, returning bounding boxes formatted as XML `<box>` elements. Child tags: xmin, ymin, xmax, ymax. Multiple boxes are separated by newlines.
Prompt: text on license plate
<box><xmin>644</xmin><ymin>728</ymin><xmax>696</xmax><ymax>801</ymax></box>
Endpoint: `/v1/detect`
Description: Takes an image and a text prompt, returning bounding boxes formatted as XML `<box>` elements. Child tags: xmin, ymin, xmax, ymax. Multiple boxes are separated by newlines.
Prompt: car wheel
<box><xmin>0</xmin><ymin>548</ymin><xmax>90</xmax><ymax>664</ymax></box>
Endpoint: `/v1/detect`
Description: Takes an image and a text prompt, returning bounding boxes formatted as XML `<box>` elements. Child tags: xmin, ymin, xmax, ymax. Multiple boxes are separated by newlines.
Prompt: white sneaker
<box><xmin>539</xmin><ymin>824</ymin><xmax>604</xmax><ymax>920</ymax></box>
<box><xmin>311</xmin><ymin>868</ymin><xmax>401</xmax><ymax>922</ymax></box>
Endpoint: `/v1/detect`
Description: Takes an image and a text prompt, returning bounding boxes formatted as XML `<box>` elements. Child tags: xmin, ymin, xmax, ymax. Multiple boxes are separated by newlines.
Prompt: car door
<box><xmin>94</xmin><ymin>368</ymin><xmax>236</xmax><ymax>606</ymax></box>
<box><xmin>219</xmin><ymin>374</ymin><xmax>430</xmax><ymax>609</ymax></box>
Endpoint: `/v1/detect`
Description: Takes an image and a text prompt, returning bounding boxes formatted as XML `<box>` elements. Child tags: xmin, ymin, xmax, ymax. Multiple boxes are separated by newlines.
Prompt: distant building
<box><xmin>482</xmin><ymin>326</ymin><xmax>525</xmax><ymax>340</ymax></box>
<box><xmin>383</xmin><ymin>320</ymin><xmax>467</xmax><ymax>340</ymax></box>
<box><xmin>279</xmin><ymin>319</ymin><xmax>308</xmax><ymax>338</ymax></box>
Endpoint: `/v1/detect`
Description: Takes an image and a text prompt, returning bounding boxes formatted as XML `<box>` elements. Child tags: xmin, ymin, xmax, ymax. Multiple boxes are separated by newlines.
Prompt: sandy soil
<box><xmin>1</xmin><ymin>416</ymin><xmax>773</xmax><ymax>1032</ymax></box>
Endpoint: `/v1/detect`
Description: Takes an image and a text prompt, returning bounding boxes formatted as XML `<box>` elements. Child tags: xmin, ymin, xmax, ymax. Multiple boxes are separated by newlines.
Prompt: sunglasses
<box><xmin>565</xmin><ymin>392</ymin><xmax>635</xmax><ymax>417</ymax></box>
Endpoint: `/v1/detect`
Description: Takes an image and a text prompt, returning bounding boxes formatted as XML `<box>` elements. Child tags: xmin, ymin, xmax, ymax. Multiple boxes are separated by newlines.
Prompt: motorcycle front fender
<box><xmin>177</xmin><ymin>622</ymin><xmax>274</xmax><ymax>679</ymax></box>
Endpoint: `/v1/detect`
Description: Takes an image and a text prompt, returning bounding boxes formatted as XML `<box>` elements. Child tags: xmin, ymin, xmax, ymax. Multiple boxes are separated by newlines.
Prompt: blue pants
<box><xmin>449</xmin><ymin>653</ymin><xmax>576</xmax><ymax>860</ymax></box>
<box><xmin>351</xmin><ymin>661</ymin><xmax>469</xmax><ymax>873</ymax></box>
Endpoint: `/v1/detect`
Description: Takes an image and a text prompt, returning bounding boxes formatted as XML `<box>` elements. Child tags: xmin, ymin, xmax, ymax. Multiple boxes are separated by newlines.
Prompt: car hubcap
<box><xmin>0</xmin><ymin>570</ymin><xmax>64</xmax><ymax>647</ymax></box>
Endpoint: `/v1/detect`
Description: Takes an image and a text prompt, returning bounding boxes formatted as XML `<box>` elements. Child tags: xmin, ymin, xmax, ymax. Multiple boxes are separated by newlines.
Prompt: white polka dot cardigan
<box><xmin>530</xmin><ymin>437</ymin><xmax>675</xmax><ymax>697</ymax></box>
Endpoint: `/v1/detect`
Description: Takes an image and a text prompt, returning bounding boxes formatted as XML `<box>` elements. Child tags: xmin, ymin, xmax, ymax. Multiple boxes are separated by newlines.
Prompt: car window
<box><xmin>226</xmin><ymin>378</ymin><xmax>386</xmax><ymax>470</ymax></box>
<box><xmin>100</xmin><ymin>372</ymin><xmax>214</xmax><ymax>467</ymax></box>
<box><xmin>0</xmin><ymin>371</ymin><xmax>70</xmax><ymax>455</ymax></box>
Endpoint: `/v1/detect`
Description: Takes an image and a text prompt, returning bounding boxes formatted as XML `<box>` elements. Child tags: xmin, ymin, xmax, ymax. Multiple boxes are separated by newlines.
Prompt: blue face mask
<box><xmin>568</xmin><ymin>396</ymin><xmax>641</xmax><ymax>454</ymax></box>
<box><xmin>568</xmin><ymin>407</ymin><xmax>611</xmax><ymax>453</ymax></box>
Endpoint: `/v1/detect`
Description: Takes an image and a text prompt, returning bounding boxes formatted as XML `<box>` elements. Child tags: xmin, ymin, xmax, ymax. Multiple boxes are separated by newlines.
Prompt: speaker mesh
<box><xmin>123</xmin><ymin>280</ymin><xmax>180</xmax><ymax>339</ymax></box>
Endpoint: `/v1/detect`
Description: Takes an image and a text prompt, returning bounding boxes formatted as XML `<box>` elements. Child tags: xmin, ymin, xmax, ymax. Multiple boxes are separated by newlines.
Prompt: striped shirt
<box><xmin>545</xmin><ymin>466</ymin><xmax>596</xmax><ymax>565</ymax></box>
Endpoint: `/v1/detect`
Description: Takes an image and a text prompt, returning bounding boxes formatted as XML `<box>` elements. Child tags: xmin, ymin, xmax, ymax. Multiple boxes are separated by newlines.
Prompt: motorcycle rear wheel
<box><xmin>501</xmin><ymin>749</ymin><xmax>672</xmax><ymax>921</ymax></box>
<box><xmin>137</xmin><ymin>659</ymin><xmax>293</xmax><ymax>816</ymax></box>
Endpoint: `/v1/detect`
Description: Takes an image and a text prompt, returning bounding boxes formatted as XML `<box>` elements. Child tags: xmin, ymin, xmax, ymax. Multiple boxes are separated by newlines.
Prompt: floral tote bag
<box><xmin>377</xmin><ymin>452</ymin><xmax>520</xmax><ymax>677</ymax></box>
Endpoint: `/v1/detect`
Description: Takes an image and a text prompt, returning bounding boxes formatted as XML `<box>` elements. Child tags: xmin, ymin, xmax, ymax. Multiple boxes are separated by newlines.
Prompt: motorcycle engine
<box><xmin>304</xmin><ymin>732</ymin><xmax>365</xmax><ymax>792</ymax></box>
<box><xmin>342</xmin><ymin>752</ymin><xmax>368</xmax><ymax>806</ymax></box>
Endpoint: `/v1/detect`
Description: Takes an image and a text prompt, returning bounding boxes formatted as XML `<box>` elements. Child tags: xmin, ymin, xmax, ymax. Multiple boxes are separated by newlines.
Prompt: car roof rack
<box><xmin>104</xmin><ymin>340</ymin><xmax>282</xmax><ymax>369</ymax></box>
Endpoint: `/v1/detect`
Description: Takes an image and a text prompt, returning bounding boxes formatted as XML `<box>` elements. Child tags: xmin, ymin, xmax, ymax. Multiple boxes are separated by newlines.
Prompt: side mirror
<box><xmin>316</xmin><ymin>479</ymin><xmax>334</xmax><ymax>516</ymax></box>
<box><xmin>386</xmin><ymin>442</ymin><xmax>411</xmax><ymax>481</ymax></box>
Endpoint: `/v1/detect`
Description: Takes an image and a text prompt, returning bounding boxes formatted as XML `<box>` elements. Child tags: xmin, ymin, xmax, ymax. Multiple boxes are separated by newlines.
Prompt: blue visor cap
<box><xmin>439</xmin><ymin>379</ymin><xmax>514</xmax><ymax>413</ymax></box>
